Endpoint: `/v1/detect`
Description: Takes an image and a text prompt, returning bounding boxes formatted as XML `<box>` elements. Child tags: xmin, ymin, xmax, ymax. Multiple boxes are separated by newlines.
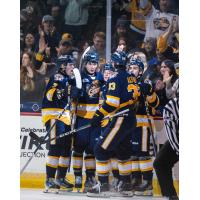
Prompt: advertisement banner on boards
<box><xmin>20</xmin><ymin>114</ymin><xmax>178</xmax><ymax>179</ymax></box>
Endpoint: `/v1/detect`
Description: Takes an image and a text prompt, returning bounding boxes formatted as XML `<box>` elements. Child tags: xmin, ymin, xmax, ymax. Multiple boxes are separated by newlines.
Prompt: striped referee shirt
<box><xmin>163</xmin><ymin>98</ymin><xmax>179</xmax><ymax>155</ymax></box>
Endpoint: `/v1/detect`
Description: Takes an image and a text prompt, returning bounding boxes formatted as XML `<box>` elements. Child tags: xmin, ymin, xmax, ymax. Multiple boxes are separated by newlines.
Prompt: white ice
<box><xmin>21</xmin><ymin>189</ymin><xmax>168</xmax><ymax>200</ymax></box>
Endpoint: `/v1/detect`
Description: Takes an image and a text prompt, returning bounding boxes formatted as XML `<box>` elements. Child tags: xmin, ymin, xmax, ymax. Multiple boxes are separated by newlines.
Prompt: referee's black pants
<box><xmin>153</xmin><ymin>141</ymin><xmax>179</xmax><ymax>197</ymax></box>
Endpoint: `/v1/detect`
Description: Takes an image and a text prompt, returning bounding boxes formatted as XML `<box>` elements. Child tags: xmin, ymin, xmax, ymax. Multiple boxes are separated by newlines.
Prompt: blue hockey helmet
<box><xmin>84</xmin><ymin>52</ymin><xmax>99</xmax><ymax>64</ymax></box>
<box><xmin>57</xmin><ymin>55</ymin><xmax>75</xmax><ymax>74</ymax></box>
<box><xmin>111</xmin><ymin>51</ymin><xmax>127</xmax><ymax>67</ymax></box>
<box><xmin>57</xmin><ymin>54</ymin><xmax>75</xmax><ymax>67</ymax></box>
<box><xmin>129</xmin><ymin>59</ymin><xmax>144</xmax><ymax>72</ymax></box>
<box><xmin>103</xmin><ymin>63</ymin><xmax>115</xmax><ymax>72</ymax></box>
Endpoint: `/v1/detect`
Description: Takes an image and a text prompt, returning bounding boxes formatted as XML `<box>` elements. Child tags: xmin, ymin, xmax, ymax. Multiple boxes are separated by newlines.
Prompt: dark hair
<box><xmin>162</xmin><ymin>59</ymin><xmax>178</xmax><ymax>84</ymax></box>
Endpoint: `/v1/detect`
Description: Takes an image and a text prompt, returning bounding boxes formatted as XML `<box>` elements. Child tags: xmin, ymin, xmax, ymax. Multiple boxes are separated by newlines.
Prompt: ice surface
<box><xmin>21</xmin><ymin>189</ymin><xmax>168</xmax><ymax>200</ymax></box>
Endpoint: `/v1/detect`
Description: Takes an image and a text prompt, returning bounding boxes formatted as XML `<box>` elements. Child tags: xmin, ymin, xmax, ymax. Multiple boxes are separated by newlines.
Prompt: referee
<box><xmin>153</xmin><ymin>97</ymin><xmax>179</xmax><ymax>200</ymax></box>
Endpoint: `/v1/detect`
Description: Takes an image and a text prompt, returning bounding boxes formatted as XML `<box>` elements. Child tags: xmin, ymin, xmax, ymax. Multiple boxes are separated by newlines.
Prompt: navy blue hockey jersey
<box><xmin>42</xmin><ymin>72</ymin><xmax>72</xmax><ymax>125</ymax></box>
<box><xmin>73</xmin><ymin>71</ymin><xmax>103</xmax><ymax>119</ymax></box>
<box><xmin>98</xmin><ymin>69</ymin><xmax>140</xmax><ymax>116</ymax></box>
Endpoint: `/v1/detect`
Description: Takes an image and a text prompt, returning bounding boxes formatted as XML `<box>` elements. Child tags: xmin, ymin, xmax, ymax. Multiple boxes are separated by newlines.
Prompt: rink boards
<box><xmin>20</xmin><ymin>113</ymin><xmax>179</xmax><ymax>196</ymax></box>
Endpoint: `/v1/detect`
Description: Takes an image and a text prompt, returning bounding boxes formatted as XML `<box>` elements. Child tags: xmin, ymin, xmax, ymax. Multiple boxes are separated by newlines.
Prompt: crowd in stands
<box><xmin>20</xmin><ymin>0</ymin><xmax>179</xmax><ymax>116</ymax></box>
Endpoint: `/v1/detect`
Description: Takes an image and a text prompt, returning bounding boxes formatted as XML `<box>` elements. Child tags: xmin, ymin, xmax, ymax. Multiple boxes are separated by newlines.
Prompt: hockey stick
<box><xmin>30</xmin><ymin>108</ymin><xmax>130</xmax><ymax>144</ymax></box>
<box><xmin>20</xmin><ymin>102</ymin><xmax>70</xmax><ymax>175</ymax></box>
<box><xmin>20</xmin><ymin>69</ymin><xmax>82</xmax><ymax>175</ymax></box>
<box><xmin>22</xmin><ymin>109</ymin><xmax>129</xmax><ymax>175</ymax></box>
<box><xmin>67</xmin><ymin>68</ymin><xmax>82</xmax><ymax>173</ymax></box>
<box><xmin>143</xmin><ymin>95</ymin><xmax>157</xmax><ymax>157</ymax></box>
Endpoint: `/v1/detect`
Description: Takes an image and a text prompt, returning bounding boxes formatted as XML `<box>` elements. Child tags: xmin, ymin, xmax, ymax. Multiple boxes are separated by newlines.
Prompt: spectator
<box><xmin>80</xmin><ymin>32</ymin><xmax>106</xmax><ymax>71</ymax></box>
<box><xmin>35</xmin><ymin>15</ymin><xmax>61</xmax><ymax>61</ymax></box>
<box><xmin>87</xmin><ymin>0</ymin><xmax>106</xmax><ymax>35</ymax></box>
<box><xmin>160</xmin><ymin>59</ymin><xmax>179</xmax><ymax>100</ymax></box>
<box><xmin>78</xmin><ymin>40</ymin><xmax>91</xmax><ymax>55</ymax></box>
<box><xmin>143</xmin><ymin>60</ymin><xmax>161</xmax><ymax>83</ymax></box>
<box><xmin>34</xmin><ymin>33</ymin><xmax>58</xmax><ymax>80</ymax></box>
<box><xmin>26</xmin><ymin>0</ymin><xmax>47</xmax><ymax>18</ymax></box>
<box><xmin>20</xmin><ymin>8</ymin><xmax>38</xmax><ymax>47</ymax></box>
<box><xmin>112</xmin><ymin>15</ymin><xmax>135</xmax><ymax>51</ymax></box>
<box><xmin>60</xmin><ymin>0</ymin><xmax>92</xmax><ymax>46</ymax></box>
<box><xmin>153</xmin><ymin>76</ymin><xmax>168</xmax><ymax>116</ymax></box>
<box><xmin>56</xmin><ymin>33</ymin><xmax>79</xmax><ymax>66</ymax></box>
<box><xmin>20</xmin><ymin>52</ymin><xmax>46</xmax><ymax>103</ymax></box>
<box><xmin>127</xmin><ymin>0</ymin><xmax>179</xmax><ymax>42</ymax></box>
<box><xmin>46</xmin><ymin>0</ymin><xmax>61</xmax><ymax>12</ymax></box>
<box><xmin>22</xmin><ymin>33</ymin><xmax>36</xmax><ymax>53</ymax></box>
<box><xmin>142</xmin><ymin>37</ymin><xmax>160</xmax><ymax>80</ymax></box>
<box><xmin>20</xmin><ymin>1</ymin><xmax>43</xmax><ymax>35</ymax></box>
<box><xmin>143</xmin><ymin>37</ymin><xmax>157</xmax><ymax>62</ymax></box>
<box><xmin>157</xmin><ymin>16</ymin><xmax>179</xmax><ymax>62</ymax></box>
<box><xmin>112</xmin><ymin>0</ymin><xmax>131</xmax><ymax>29</ymax></box>
<box><xmin>126</xmin><ymin>0</ymin><xmax>146</xmax><ymax>43</ymax></box>
<box><xmin>115</xmin><ymin>36</ymin><xmax>129</xmax><ymax>53</ymax></box>
<box><xmin>152</xmin><ymin>59</ymin><xmax>178</xmax><ymax>115</ymax></box>
<box><xmin>51</xmin><ymin>4</ymin><xmax>64</xmax><ymax>34</ymax></box>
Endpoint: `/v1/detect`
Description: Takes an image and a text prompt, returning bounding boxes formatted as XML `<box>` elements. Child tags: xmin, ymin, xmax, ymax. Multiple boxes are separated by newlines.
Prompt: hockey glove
<box><xmin>70</xmin><ymin>86</ymin><xmax>81</xmax><ymax>100</ymax></box>
<box><xmin>140</xmin><ymin>80</ymin><xmax>153</xmax><ymax>96</ymax></box>
<box><xmin>90</xmin><ymin>110</ymin><xmax>104</xmax><ymax>128</ymax></box>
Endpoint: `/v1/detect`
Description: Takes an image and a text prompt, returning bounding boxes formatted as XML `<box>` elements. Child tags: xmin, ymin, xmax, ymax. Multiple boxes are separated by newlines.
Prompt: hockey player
<box><xmin>42</xmin><ymin>55</ymin><xmax>75</xmax><ymax>192</ymax></box>
<box><xmin>100</xmin><ymin>63</ymin><xmax>121</xmax><ymax>191</ymax></box>
<box><xmin>127</xmin><ymin>59</ymin><xmax>159</xmax><ymax>196</ymax></box>
<box><xmin>100</xmin><ymin>63</ymin><xmax>115</xmax><ymax>104</ymax></box>
<box><xmin>72</xmin><ymin>52</ymin><xmax>103</xmax><ymax>192</ymax></box>
<box><xmin>87</xmin><ymin>51</ymin><xmax>141</xmax><ymax>197</ymax></box>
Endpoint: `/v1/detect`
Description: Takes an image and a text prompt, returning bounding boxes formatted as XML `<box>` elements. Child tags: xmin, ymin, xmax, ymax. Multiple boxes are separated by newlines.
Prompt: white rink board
<box><xmin>20</xmin><ymin>114</ymin><xmax>178</xmax><ymax>179</ymax></box>
<box><xmin>21</xmin><ymin>189</ymin><xmax>168</xmax><ymax>200</ymax></box>
<box><xmin>20</xmin><ymin>115</ymin><xmax>48</xmax><ymax>173</ymax></box>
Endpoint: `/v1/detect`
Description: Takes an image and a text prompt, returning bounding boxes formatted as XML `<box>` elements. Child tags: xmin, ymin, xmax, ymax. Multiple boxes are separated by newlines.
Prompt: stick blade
<box><xmin>29</xmin><ymin>132</ymin><xmax>45</xmax><ymax>143</ymax></box>
<box><xmin>73</xmin><ymin>68</ymin><xmax>82</xmax><ymax>89</ymax></box>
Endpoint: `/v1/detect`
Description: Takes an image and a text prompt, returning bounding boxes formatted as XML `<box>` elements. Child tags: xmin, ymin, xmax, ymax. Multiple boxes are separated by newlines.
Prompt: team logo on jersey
<box><xmin>87</xmin><ymin>85</ymin><xmax>100</xmax><ymax>97</ymax></box>
<box><xmin>153</xmin><ymin>17</ymin><xmax>170</xmax><ymax>31</ymax></box>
